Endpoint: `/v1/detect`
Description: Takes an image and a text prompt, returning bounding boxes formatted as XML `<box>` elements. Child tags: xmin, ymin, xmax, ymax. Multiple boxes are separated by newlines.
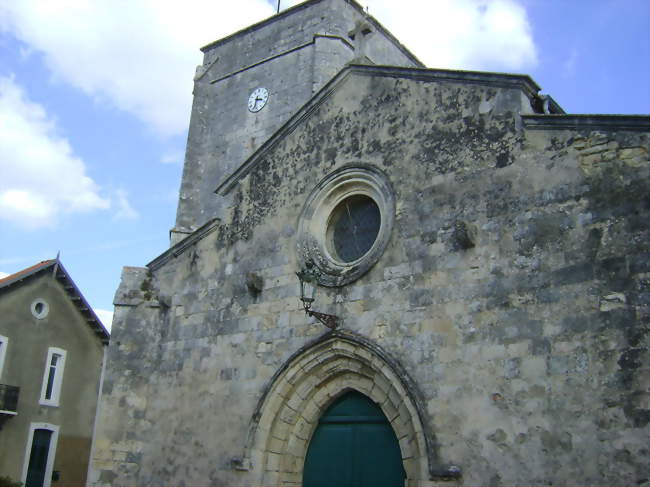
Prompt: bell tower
<box><xmin>171</xmin><ymin>0</ymin><xmax>422</xmax><ymax>244</ymax></box>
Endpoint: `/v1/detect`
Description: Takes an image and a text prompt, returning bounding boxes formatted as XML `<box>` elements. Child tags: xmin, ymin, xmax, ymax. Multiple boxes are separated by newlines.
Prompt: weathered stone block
<box><xmin>91</xmin><ymin>3</ymin><xmax>650</xmax><ymax>485</ymax></box>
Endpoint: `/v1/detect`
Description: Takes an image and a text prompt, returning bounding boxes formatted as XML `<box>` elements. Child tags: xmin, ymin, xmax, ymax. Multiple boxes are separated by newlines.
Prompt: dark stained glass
<box><xmin>45</xmin><ymin>353</ymin><xmax>60</xmax><ymax>400</ymax></box>
<box><xmin>330</xmin><ymin>195</ymin><xmax>380</xmax><ymax>263</ymax></box>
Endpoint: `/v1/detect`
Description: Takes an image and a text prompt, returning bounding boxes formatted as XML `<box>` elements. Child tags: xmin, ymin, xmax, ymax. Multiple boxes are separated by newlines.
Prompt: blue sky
<box><xmin>1</xmin><ymin>0</ymin><xmax>648</xmax><ymax>330</ymax></box>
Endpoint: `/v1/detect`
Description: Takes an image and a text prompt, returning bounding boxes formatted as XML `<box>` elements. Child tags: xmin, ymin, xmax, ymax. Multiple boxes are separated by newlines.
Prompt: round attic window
<box><xmin>31</xmin><ymin>299</ymin><xmax>49</xmax><ymax>319</ymax></box>
<box><xmin>297</xmin><ymin>165</ymin><xmax>395</xmax><ymax>286</ymax></box>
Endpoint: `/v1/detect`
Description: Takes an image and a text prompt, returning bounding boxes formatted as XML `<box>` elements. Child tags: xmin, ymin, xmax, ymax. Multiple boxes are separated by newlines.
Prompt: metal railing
<box><xmin>0</xmin><ymin>384</ymin><xmax>19</xmax><ymax>413</ymax></box>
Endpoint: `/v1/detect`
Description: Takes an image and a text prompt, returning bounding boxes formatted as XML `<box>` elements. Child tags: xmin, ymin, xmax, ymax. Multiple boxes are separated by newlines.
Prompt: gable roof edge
<box><xmin>0</xmin><ymin>260</ymin><xmax>56</xmax><ymax>288</ymax></box>
<box><xmin>215</xmin><ymin>64</ymin><xmax>542</xmax><ymax>196</ymax></box>
<box><xmin>0</xmin><ymin>259</ymin><xmax>110</xmax><ymax>344</ymax></box>
<box><xmin>215</xmin><ymin>65</ymin><xmax>355</xmax><ymax>196</ymax></box>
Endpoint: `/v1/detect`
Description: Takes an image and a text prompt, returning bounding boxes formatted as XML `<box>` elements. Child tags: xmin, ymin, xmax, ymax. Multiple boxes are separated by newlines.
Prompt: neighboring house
<box><xmin>91</xmin><ymin>1</ymin><xmax>650</xmax><ymax>486</ymax></box>
<box><xmin>0</xmin><ymin>259</ymin><xmax>109</xmax><ymax>487</ymax></box>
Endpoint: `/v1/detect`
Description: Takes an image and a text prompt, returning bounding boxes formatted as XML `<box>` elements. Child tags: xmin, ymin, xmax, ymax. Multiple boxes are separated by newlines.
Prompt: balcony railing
<box><xmin>0</xmin><ymin>384</ymin><xmax>19</xmax><ymax>414</ymax></box>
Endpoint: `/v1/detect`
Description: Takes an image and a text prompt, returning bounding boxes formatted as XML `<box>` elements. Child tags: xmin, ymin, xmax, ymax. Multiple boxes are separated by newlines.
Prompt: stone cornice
<box><xmin>199</xmin><ymin>0</ymin><xmax>423</xmax><ymax>68</ymax></box>
<box><xmin>147</xmin><ymin>217</ymin><xmax>221</xmax><ymax>271</ymax></box>
<box><xmin>208</xmin><ymin>35</ymin><xmax>353</xmax><ymax>85</ymax></box>
<box><xmin>522</xmin><ymin>114</ymin><xmax>650</xmax><ymax>131</ymax></box>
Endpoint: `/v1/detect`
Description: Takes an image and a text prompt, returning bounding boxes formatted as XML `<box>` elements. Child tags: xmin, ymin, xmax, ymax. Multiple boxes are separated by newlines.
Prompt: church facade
<box><xmin>91</xmin><ymin>1</ymin><xmax>650</xmax><ymax>486</ymax></box>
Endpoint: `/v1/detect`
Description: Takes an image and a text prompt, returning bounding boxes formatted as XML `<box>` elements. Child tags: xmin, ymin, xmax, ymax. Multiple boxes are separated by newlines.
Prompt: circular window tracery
<box><xmin>297</xmin><ymin>165</ymin><xmax>395</xmax><ymax>286</ymax></box>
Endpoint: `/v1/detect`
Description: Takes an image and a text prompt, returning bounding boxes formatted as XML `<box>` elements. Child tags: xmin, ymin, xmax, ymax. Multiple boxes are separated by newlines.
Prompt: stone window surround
<box><xmin>235</xmin><ymin>331</ymin><xmax>460</xmax><ymax>486</ymax></box>
<box><xmin>39</xmin><ymin>347</ymin><xmax>66</xmax><ymax>407</ymax></box>
<box><xmin>297</xmin><ymin>164</ymin><xmax>396</xmax><ymax>287</ymax></box>
<box><xmin>21</xmin><ymin>422</ymin><xmax>60</xmax><ymax>487</ymax></box>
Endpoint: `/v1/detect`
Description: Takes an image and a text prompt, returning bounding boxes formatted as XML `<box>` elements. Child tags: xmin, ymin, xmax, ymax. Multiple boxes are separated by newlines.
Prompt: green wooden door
<box><xmin>303</xmin><ymin>391</ymin><xmax>406</xmax><ymax>487</ymax></box>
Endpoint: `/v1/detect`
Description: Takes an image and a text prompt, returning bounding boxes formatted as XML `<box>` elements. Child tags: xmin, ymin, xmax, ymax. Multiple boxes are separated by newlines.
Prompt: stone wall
<box><xmin>173</xmin><ymin>0</ymin><xmax>421</xmax><ymax>236</ymax></box>
<box><xmin>93</xmin><ymin>70</ymin><xmax>649</xmax><ymax>486</ymax></box>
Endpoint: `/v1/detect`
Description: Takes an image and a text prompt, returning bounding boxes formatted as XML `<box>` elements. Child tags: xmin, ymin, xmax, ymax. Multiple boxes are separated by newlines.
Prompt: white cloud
<box><xmin>95</xmin><ymin>308</ymin><xmax>114</xmax><ymax>332</ymax></box>
<box><xmin>0</xmin><ymin>256</ymin><xmax>38</xmax><ymax>267</ymax></box>
<box><xmin>362</xmin><ymin>0</ymin><xmax>538</xmax><ymax>71</ymax></box>
<box><xmin>282</xmin><ymin>0</ymin><xmax>537</xmax><ymax>70</ymax></box>
<box><xmin>113</xmin><ymin>188</ymin><xmax>139</xmax><ymax>221</ymax></box>
<box><xmin>563</xmin><ymin>46</ymin><xmax>579</xmax><ymax>79</ymax></box>
<box><xmin>0</xmin><ymin>1</ymin><xmax>536</xmax><ymax>139</ymax></box>
<box><xmin>0</xmin><ymin>0</ymin><xmax>277</xmax><ymax>137</ymax></box>
<box><xmin>0</xmin><ymin>75</ymin><xmax>110</xmax><ymax>229</ymax></box>
<box><xmin>0</xmin><ymin>272</ymin><xmax>9</xmax><ymax>279</ymax></box>
<box><xmin>160</xmin><ymin>150</ymin><xmax>184</xmax><ymax>165</ymax></box>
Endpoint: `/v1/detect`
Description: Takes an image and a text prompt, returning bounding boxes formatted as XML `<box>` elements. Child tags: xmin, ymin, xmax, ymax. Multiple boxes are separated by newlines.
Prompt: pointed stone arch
<box><xmin>237</xmin><ymin>330</ymin><xmax>460</xmax><ymax>486</ymax></box>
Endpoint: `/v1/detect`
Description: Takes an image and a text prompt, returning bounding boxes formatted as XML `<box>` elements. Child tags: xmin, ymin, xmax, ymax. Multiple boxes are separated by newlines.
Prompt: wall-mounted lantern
<box><xmin>296</xmin><ymin>263</ymin><xmax>339</xmax><ymax>330</ymax></box>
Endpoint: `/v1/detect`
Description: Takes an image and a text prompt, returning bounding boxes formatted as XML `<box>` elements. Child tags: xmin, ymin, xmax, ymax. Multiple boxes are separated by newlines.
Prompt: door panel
<box><xmin>354</xmin><ymin>423</ymin><xmax>405</xmax><ymax>486</ymax></box>
<box><xmin>303</xmin><ymin>425</ymin><xmax>353</xmax><ymax>487</ymax></box>
<box><xmin>304</xmin><ymin>392</ymin><xmax>405</xmax><ymax>487</ymax></box>
<box><xmin>25</xmin><ymin>429</ymin><xmax>53</xmax><ymax>487</ymax></box>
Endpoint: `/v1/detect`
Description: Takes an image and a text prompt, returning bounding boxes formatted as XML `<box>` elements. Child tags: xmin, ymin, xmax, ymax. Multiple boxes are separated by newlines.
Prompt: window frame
<box><xmin>39</xmin><ymin>347</ymin><xmax>66</xmax><ymax>407</ymax></box>
<box><xmin>0</xmin><ymin>335</ymin><xmax>7</xmax><ymax>379</ymax></box>
<box><xmin>30</xmin><ymin>298</ymin><xmax>49</xmax><ymax>319</ymax></box>
<box><xmin>21</xmin><ymin>422</ymin><xmax>60</xmax><ymax>487</ymax></box>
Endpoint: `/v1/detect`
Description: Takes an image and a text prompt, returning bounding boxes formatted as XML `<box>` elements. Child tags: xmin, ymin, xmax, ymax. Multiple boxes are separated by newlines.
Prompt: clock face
<box><xmin>248</xmin><ymin>87</ymin><xmax>269</xmax><ymax>112</ymax></box>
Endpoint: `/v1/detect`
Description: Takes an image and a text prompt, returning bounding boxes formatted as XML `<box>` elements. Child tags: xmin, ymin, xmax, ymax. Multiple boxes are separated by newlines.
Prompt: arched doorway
<box><xmin>303</xmin><ymin>391</ymin><xmax>406</xmax><ymax>487</ymax></box>
<box><xmin>239</xmin><ymin>331</ymin><xmax>449</xmax><ymax>485</ymax></box>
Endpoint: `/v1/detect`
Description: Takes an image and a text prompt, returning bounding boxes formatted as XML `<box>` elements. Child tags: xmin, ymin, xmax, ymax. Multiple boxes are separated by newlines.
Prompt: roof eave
<box><xmin>0</xmin><ymin>260</ymin><xmax>110</xmax><ymax>344</ymax></box>
<box><xmin>53</xmin><ymin>261</ymin><xmax>111</xmax><ymax>344</ymax></box>
<box><xmin>0</xmin><ymin>260</ymin><xmax>56</xmax><ymax>289</ymax></box>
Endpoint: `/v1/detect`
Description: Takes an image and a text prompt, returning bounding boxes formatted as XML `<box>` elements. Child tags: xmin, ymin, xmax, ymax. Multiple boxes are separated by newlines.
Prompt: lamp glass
<box><xmin>297</xmin><ymin>270</ymin><xmax>317</xmax><ymax>306</ymax></box>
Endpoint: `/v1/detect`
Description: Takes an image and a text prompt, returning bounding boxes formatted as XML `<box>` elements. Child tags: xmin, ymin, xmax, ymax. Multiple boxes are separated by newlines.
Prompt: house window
<box><xmin>0</xmin><ymin>335</ymin><xmax>7</xmax><ymax>379</ymax></box>
<box><xmin>39</xmin><ymin>348</ymin><xmax>66</xmax><ymax>407</ymax></box>
<box><xmin>30</xmin><ymin>299</ymin><xmax>49</xmax><ymax>319</ymax></box>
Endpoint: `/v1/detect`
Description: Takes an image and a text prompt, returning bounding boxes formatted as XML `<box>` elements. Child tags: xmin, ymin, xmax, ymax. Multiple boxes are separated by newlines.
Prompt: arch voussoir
<box><xmin>244</xmin><ymin>331</ymin><xmax>437</xmax><ymax>485</ymax></box>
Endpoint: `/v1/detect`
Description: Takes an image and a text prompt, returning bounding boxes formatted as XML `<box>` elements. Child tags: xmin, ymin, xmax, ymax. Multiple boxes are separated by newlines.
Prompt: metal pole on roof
<box><xmin>52</xmin><ymin>250</ymin><xmax>60</xmax><ymax>277</ymax></box>
<box><xmin>277</xmin><ymin>1</ymin><xmax>281</xmax><ymax>13</ymax></box>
